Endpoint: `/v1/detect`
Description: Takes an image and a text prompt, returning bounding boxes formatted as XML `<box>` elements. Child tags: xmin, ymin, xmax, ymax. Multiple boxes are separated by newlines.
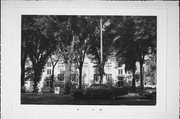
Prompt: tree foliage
<box><xmin>22</xmin><ymin>15</ymin><xmax>58</xmax><ymax>92</ymax></box>
<box><xmin>87</xmin><ymin>16</ymin><xmax>117</xmax><ymax>83</ymax></box>
<box><xmin>22</xmin><ymin>15</ymin><xmax>156</xmax><ymax>93</ymax></box>
<box><xmin>113</xmin><ymin>16</ymin><xmax>156</xmax><ymax>90</ymax></box>
<box><xmin>49</xmin><ymin>50</ymin><xmax>62</xmax><ymax>92</ymax></box>
<box><xmin>72</xmin><ymin>16</ymin><xmax>98</xmax><ymax>89</ymax></box>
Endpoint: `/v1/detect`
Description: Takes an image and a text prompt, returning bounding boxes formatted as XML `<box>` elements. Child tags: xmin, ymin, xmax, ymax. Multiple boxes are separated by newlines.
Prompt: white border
<box><xmin>1</xmin><ymin>1</ymin><xmax>179</xmax><ymax>119</ymax></box>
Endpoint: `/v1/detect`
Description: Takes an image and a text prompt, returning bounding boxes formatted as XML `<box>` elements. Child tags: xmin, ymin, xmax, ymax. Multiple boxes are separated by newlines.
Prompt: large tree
<box><xmin>72</xmin><ymin>16</ymin><xmax>95</xmax><ymax>89</ymax></box>
<box><xmin>21</xmin><ymin>16</ymin><xmax>33</xmax><ymax>88</ymax></box>
<box><xmin>22</xmin><ymin>15</ymin><xmax>58</xmax><ymax>93</ymax></box>
<box><xmin>145</xmin><ymin>52</ymin><xmax>156</xmax><ymax>85</ymax></box>
<box><xmin>87</xmin><ymin>16</ymin><xmax>116</xmax><ymax>84</ymax></box>
<box><xmin>54</xmin><ymin>16</ymin><xmax>100</xmax><ymax>90</ymax></box>
<box><xmin>133</xmin><ymin>16</ymin><xmax>156</xmax><ymax>90</ymax></box>
<box><xmin>113</xmin><ymin>16</ymin><xmax>156</xmax><ymax>90</ymax></box>
<box><xmin>113</xmin><ymin>16</ymin><xmax>138</xmax><ymax>91</ymax></box>
<box><xmin>53</xmin><ymin>16</ymin><xmax>78</xmax><ymax>94</ymax></box>
<box><xmin>49</xmin><ymin>50</ymin><xmax>61</xmax><ymax>93</ymax></box>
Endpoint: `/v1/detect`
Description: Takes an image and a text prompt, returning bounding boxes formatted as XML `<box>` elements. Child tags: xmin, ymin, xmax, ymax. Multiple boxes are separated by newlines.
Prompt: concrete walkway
<box><xmin>119</xmin><ymin>93</ymin><xmax>143</xmax><ymax>99</ymax></box>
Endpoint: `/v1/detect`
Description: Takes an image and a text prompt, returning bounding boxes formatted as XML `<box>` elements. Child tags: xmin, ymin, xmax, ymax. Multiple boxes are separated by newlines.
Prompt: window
<box><xmin>46</xmin><ymin>81</ymin><xmax>51</xmax><ymax>87</ymax></box>
<box><xmin>106</xmin><ymin>74</ymin><xmax>112</xmax><ymax>81</ymax></box>
<box><xmin>58</xmin><ymin>74</ymin><xmax>64</xmax><ymax>81</ymax></box>
<box><xmin>47</xmin><ymin>62</ymin><xmax>51</xmax><ymax>67</ymax></box>
<box><xmin>70</xmin><ymin>74</ymin><xmax>76</xmax><ymax>81</ymax></box>
<box><xmin>118</xmin><ymin>69</ymin><xmax>123</xmax><ymax>75</ymax></box>
<box><xmin>58</xmin><ymin>62</ymin><xmax>64</xmax><ymax>69</ymax></box>
<box><xmin>106</xmin><ymin>62</ymin><xmax>112</xmax><ymax>70</ymax></box>
<box><xmin>47</xmin><ymin>69</ymin><xmax>51</xmax><ymax>75</ymax></box>
<box><xmin>83</xmin><ymin>62</ymin><xmax>88</xmax><ymax>68</ymax></box>
<box><xmin>117</xmin><ymin>77</ymin><xmax>123</xmax><ymax>87</ymax></box>
<box><xmin>121</xmin><ymin>69</ymin><xmax>123</xmax><ymax>74</ymax></box>
<box><xmin>94</xmin><ymin>74</ymin><xmax>98</xmax><ymax>81</ymax></box>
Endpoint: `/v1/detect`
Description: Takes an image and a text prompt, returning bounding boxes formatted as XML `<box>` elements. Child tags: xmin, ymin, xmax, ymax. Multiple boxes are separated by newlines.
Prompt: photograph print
<box><xmin>21</xmin><ymin>15</ymin><xmax>157</xmax><ymax>105</ymax></box>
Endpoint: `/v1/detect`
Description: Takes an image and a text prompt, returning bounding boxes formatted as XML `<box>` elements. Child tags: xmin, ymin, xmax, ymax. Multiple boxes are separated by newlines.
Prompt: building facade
<box><xmin>24</xmin><ymin>55</ymin><xmax>155</xmax><ymax>93</ymax></box>
<box><xmin>39</xmin><ymin>56</ymin><xmax>134</xmax><ymax>93</ymax></box>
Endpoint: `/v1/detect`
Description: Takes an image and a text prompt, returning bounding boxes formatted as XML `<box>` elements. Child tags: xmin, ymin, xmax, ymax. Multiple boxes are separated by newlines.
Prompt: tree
<box><xmin>145</xmin><ymin>51</ymin><xmax>156</xmax><ymax>85</ymax></box>
<box><xmin>54</xmin><ymin>16</ymin><xmax>98</xmax><ymax>90</ymax></box>
<box><xmin>21</xmin><ymin>15</ymin><xmax>33</xmax><ymax>89</ymax></box>
<box><xmin>113</xmin><ymin>16</ymin><xmax>156</xmax><ymax>91</ymax></box>
<box><xmin>113</xmin><ymin>16</ymin><xmax>138</xmax><ymax>91</ymax></box>
<box><xmin>21</xmin><ymin>37</ymin><xmax>28</xmax><ymax>88</ymax></box>
<box><xmin>54</xmin><ymin>16</ymin><xmax>77</xmax><ymax>94</ymax></box>
<box><xmin>49</xmin><ymin>50</ymin><xmax>61</xmax><ymax>93</ymax></box>
<box><xmin>73</xmin><ymin>16</ymin><xmax>98</xmax><ymax>89</ymax></box>
<box><xmin>87</xmin><ymin>16</ymin><xmax>115</xmax><ymax>84</ymax></box>
<box><xmin>22</xmin><ymin>15</ymin><xmax>58</xmax><ymax>93</ymax></box>
<box><xmin>133</xmin><ymin>16</ymin><xmax>156</xmax><ymax>90</ymax></box>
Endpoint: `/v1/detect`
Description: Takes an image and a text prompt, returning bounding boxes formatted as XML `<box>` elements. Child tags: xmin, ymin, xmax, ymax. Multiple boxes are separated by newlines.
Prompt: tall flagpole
<box><xmin>100</xmin><ymin>17</ymin><xmax>103</xmax><ymax>84</ymax></box>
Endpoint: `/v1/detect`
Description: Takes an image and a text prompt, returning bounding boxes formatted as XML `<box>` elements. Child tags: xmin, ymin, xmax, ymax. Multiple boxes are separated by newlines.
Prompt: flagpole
<box><xmin>100</xmin><ymin>17</ymin><xmax>103</xmax><ymax>84</ymax></box>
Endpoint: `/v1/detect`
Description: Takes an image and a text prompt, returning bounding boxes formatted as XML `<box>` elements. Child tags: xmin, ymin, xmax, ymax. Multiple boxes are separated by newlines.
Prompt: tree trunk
<box><xmin>32</xmin><ymin>65</ymin><xmax>42</xmax><ymax>93</ymax></box>
<box><xmin>100</xmin><ymin>72</ymin><xmax>103</xmax><ymax>84</ymax></box>
<box><xmin>21</xmin><ymin>59</ymin><xmax>26</xmax><ymax>94</ymax></box>
<box><xmin>21</xmin><ymin>61</ymin><xmax>25</xmax><ymax>87</ymax></box>
<box><xmin>64</xmin><ymin>61</ymin><xmax>71</xmax><ymax>95</ymax></box>
<box><xmin>99</xmin><ymin>63</ymin><xmax>104</xmax><ymax>84</ymax></box>
<box><xmin>132</xmin><ymin>68</ymin><xmax>136</xmax><ymax>92</ymax></box>
<box><xmin>33</xmin><ymin>71</ymin><xmax>39</xmax><ymax>93</ymax></box>
<box><xmin>140</xmin><ymin>61</ymin><xmax>144</xmax><ymax>91</ymax></box>
<box><xmin>21</xmin><ymin>51</ymin><xmax>27</xmax><ymax>87</ymax></box>
<box><xmin>50</xmin><ymin>66</ymin><xmax>55</xmax><ymax>93</ymax></box>
<box><xmin>33</xmin><ymin>80</ymin><xmax>38</xmax><ymax>93</ymax></box>
<box><xmin>78</xmin><ymin>63</ymin><xmax>83</xmax><ymax>89</ymax></box>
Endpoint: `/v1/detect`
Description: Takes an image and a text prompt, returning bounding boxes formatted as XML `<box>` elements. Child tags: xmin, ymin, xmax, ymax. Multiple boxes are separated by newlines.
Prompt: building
<box><xmin>39</xmin><ymin>56</ymin><xmax>134</xmax><ymax>93</ymax></box>
<box><xmin>24</xmin><ymin>55</ymin><xmax>156</xmax><ymax>93</ymax></box>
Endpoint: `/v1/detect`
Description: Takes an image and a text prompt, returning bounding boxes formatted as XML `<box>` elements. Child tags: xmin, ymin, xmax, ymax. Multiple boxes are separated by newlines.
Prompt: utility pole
<box><xmin>100</xmin><ymin>17</ymin><xmax>103</xmax><ymax>84</ymax></box>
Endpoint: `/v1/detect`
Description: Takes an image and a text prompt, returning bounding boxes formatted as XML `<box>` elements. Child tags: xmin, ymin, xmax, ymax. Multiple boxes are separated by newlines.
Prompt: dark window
<box><xmin>58</xmin><ymin>74</ymin><xmax>64</xmax><ymax>81</ymax></box>
<box><xmin>106</xmin><ymin>62</ymin><xmax>112</xmax><ymax>69</ymax></box>
<box><xmin>47</xmin><ymin>69</ymin><xmax>51</xmax><ymax>75</ymax></box>
<box><xmin>55</xmin><ymin>84</ymin><xmax>60</xmax><ymax>87</ymax></box>
<box><xmin>94</xmin><ymin>74</ymin><xmax>98</xmax><ymax>81</ymax></box>
<box><xmin>70</xmin><ymin>74</ymin><xmax>76</xmax><ymax>81</ymax></box>
<box><xmin>47</xmin><ymin>81</ymin><xmax>51</xmax><ymax>87</ymax></box>
<box><xmin>106</xmin><ymin>74</ymin><xmax>112</xmax><ymax>81</ymax></box>
<box><xmin>118</xmin><ymin>69</ymin><xmax>123</xmax><ymax>75</ymax></box>
<box><xmin>117</xmin><ymin>77</ymin><xmax>123</xmax><ymax>87</ymax></box>
<box><xmin>47</xmin><ymin>62</ymin><xmax>51</xmax><ymax>67</ymax></box>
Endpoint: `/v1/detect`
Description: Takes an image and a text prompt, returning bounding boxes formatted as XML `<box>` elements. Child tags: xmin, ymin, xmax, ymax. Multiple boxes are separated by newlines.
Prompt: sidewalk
<box><xmin>119</xmin><ymin>93</ymin><xmax>143</xmax><ymax>99</ymax></box>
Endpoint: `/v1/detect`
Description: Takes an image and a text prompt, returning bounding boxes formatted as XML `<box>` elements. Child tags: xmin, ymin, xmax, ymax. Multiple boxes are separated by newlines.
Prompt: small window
<box><xmin>106</xmin><ymin>62</ymin><xmax>112</xmax><ymax>69</ymax></box>
<box><xmin>71</xmin><ymin>74</ymin><xmax>76</xmax><ymax>81</ymax></box>
<box><xmin>55</xmin><ymin>84</ymin><xmax>60</xmax><ymax>87</ymax></box>
<box><xmin>58</xmin><ymin>74</ymin><xmax>64</xmax><ymax>81</ymax></box>
<box><xmin>47</xmin><ymin>62</ymin><xmax>51</xmax><ymax>67</ymax></box>
<box><xmin>83</xmin><ymin>62</ymin><xmax>88</xmax><ymax>67</ymax></box>
<box><xmin>94</xmin><ymin>74</ymin><xmax>98</xmax><ymax>81</ymax></box>
<box><xmin>58</xmin><ymin>62</ymin><xmax>64</xmax><ymax>67</ymax></box>
<box><xmin>118</xmin><ymin>69</ymin><xmax>123</xmax><ymax>75</ymax></box>
<box><xmin>47</xmin><ymin>69</ymin><xmax>51</xmax><ymax>75</ymax></box>
<box><xmin>46</xmin><ymin>81</ymin><xmax>51</xmax><ymax>87</ymax></box>
<box><xmin>106</xmin><ymin>74</ymin><xmax>112</xmax><ymax>81</ymax></box>
<box><xmin>121</xmin><ymin>69</ymin><xmax>123</xmax><ymax>74</ymax></box>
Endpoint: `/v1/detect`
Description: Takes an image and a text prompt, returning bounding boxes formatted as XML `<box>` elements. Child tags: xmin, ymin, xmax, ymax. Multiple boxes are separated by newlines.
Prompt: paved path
<box><xmin>21</xmin><ymin>93</ymin><xmax>156</xmax><ymax>105</ymax></box>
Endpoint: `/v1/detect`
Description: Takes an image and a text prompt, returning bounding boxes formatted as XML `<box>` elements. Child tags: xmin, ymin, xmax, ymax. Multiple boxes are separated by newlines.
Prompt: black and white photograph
<box><xmin>1</xmin><ymin>1</ymin><xmax>179</xmax><ymax>119</ymax></box>
<box><xmin>21</xmin><ymin>15</ymin><xmax>157</xmax><ymax>105</ymax></box>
